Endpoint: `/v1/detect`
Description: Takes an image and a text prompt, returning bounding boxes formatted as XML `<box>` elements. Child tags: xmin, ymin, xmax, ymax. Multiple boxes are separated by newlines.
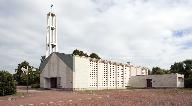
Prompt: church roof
<box><xmin>56</xmin><ymin>53</ymin><xmax>73</xmax><ymax>70</ymax></box>
<box><xmin>39</xmin><ymin>52</ymin><xmax>73</xmax><ymax>71</ymax></box>
<box><xmin>39</xmin><ymin>53</ymin><xmax>53</xmax><ymax>71</ymax></box>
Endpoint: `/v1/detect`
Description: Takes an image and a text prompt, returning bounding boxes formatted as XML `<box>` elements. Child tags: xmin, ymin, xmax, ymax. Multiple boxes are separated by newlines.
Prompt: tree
<box><xmin>41</xmin><ymin>56</ymin><xmax>46</xmax><ymax>62</ymax></box>
<box><xmin>89</xmin><ymin>53</ymin><xmax>101</xmax><ymax>59</ymax></box>
<box><xmin>170</xmin><ymin>60</ymin><xmax>192</xmax><ymax>78</ymax></box>
<box><xmin>72</xmin><ymin>49</ymin><xmax>89</xmax><ymax>57</ymax></box>
<box><xmin>183</xmin><ymin>60</ymin><xmax>192</xmax><ymax>78</ymax></box>
<box><xmin>0</xmin><ymin>71</ymin><xmax>16</xmax><ymax>96</ymax></box>
<box><xmin>184</xmin><ymin>77</ymin><xmax>192</xmax><ymax>88</ymax></box>
<box><xmin>72</xmin><ymin>49</ymin><xmax>80</xmax><ymax>56</ymax></box>
<box><xmin>170</xmin><ymin>62</ymin><xmax>184</xmax><ymax>74</ymax></box>
<box><xmin>28</xmin><ymin>69</ymin><xmax>40</xmax><ymax>85</ymax></box>
<box><xmin>169</xmin><ymin>59</ymin><xmax>192</xmax><ymax>88</ymax></box>
<box><xmin>151</xmin><ymin>67</ymin><xmax>169</xmax><ymax>75</ymax></box>
<box><xmin>14</xmin><ymin>61</ymin><xmax>32</xmax><ymax>85</ymax></box>
<box><xmin>14</xmin><ymin>61</ymin><xmax>40</xmax><ymax>86</ymax></box>
<box><xmin>72</xmin><ymin>49</ymin><xmax>101</xmax><ymax>59</ymax></box>
<box><xmin>147</xmin><ymin>69</ymin><xmax>152</xmax><ymax>75</ymax></box>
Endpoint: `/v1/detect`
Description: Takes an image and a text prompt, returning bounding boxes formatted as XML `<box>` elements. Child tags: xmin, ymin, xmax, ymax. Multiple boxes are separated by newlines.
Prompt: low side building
<box><xmin>129</xmin><ymin>74</ymin><xmax>184</xmax><ymax>88</ymax></box>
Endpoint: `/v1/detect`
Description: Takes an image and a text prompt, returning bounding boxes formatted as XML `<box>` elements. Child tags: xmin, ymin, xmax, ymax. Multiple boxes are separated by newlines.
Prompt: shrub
<box><xmin>184</xmin><ymin>77</ymin><xmax>192</xmax><ymax>88</ymax></box>
<box><xmin>31</xmin><ymin>84</ymin><xmax>40</xmax><ymax>88</ymax></box>
<box><xmin>0</xmin><ymin>71</ymin><xmax>16</xmax><ymax>96</ymax></box>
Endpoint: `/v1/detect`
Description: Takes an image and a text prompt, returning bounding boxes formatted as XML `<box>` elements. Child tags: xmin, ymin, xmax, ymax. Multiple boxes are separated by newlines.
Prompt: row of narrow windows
<box><xmin>89</xmin><ymin>61</ymin><xmax>146</xmax><ymax>87</ymax></box>
<box><xmin>91</xmin><ymin>83</ymin><xmax>125</xmax><ymax>87</ymax></box>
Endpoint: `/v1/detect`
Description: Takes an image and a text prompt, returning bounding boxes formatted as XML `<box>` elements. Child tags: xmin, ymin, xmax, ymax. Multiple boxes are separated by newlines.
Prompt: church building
<box><xmin>40</xmin><ymin>11</ymin><xmax>184</xmax><ymax>90</ymax></box>
<box><xmin>40</xmin><ymin>52</ymin><xmax>148</xmax><ymax>90</ymax></box>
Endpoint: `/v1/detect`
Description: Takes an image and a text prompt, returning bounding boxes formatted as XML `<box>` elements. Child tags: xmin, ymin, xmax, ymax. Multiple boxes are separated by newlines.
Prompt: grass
<box><xmin>77</xmin><ymin>88</ymin><xmax>136</xmax><ymax>94</ymax></box>
<box><xmin>12</xmin><ymin>92</ymin><xmax>25</xmax><ymax>96</ymax></box>
<box><xmin>77</xmin><ymin>88</ymin><xmax>192</xmax><ymax>94</ymax></box>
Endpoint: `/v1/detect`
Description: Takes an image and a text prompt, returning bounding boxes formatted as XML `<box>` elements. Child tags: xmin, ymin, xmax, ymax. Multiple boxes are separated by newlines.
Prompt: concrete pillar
<box><xmin>46</xmin><ymin>12</ymin><xmax>58</xmax><ymax>58</ymax></box>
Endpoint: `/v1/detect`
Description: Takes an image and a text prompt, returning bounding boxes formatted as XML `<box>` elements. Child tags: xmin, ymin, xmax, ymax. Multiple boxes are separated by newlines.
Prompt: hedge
<box><xmin>184</xmin><ymin>77</ymin><xmax>192</xmax><ymax>88</ymax></box>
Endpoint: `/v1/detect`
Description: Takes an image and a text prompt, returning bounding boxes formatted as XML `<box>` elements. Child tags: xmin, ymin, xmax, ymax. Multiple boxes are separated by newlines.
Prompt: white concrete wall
<box><xmin>117</xmin><ymin>65</ymin><xmax>124</xmax><ymax>88</ymax></box>
<box><xmin>177</xmin><ymin>74</ymin><xmax>184</xmax><ymax>87</ymax></box>
<box><xmin>40</xmin><ymin>74</ymin><xmax>45</xmax><ymax>88</ymax></box>
<box><xmin>40</xmin><ymin>53</ymin><xmax>73</xmax><ymax>89</ymax></box>
<box><xmin>73</xmin><ymin>56</ymin><xmax>148</xmax><ymax>90</ymax></box>
<box><xmin>73</xmin><ymin>56</ymin><xmax>90</xmax><ymax>90</ymax></box>
<box><xmin>130</xmin><ymin>66</ymin><xmax>137</xmax><ymax>76</ymax></box>
<box><xmin>124</xmin><ymin>66</ymin><xmax>130</xmax><ymax>87</ymax></box>
<box><xmin>98</xmin><ymin>62</ymin><xmax>108</xmax><ymax>89</ymax></box>
<box><xmin>130</xmin><ymin>74</ymin><xmax>184</xmax><ymax>88</ymax></box>
<box><xmin>89</xmin><ymin>60</ymin><xmax>98</xmax><ymax>89</ymax></box>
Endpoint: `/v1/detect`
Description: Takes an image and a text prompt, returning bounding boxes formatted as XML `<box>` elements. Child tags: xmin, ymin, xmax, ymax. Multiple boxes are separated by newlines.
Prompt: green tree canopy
<box><xmin>72</xmin><ymin>49</ymin><xmax>89</xmax><ymax>57</ymax></box>
<box><xmin>72</xmin><ymin>49</ymin><xmax>101</xmax><ymax>59</ymax></box>
<box><xmin>89</xmin><ymin>53</ymin><xmax>101</xmax><ymax>59</ymax></box>
<box><xmin>28</xmin><ymin>69</ymin><xmax>40</xmax><ymax>85</ymax></box>
<box><xmin>170</xmin><ymin>59</ymin><xmax>192</xmax><ymax>78</ymax></box>
<box><xmin>151</xmin><ymin>67</ymin><xmax>170</xmax><ymax>75</ymax></box>
<box><xmin>0</xmin><ymin>71</ymin><xmax>16</xmax><ymax>96</ymax></box>
<box><xmin>14</xmin><ymin>61</ymin><xmax>32</xmax><ymax>85</ymax></box>
<box><xmin>14</xmin><ymin>61</ymin><xmax>40</xmax><ymax>86</ymax></box>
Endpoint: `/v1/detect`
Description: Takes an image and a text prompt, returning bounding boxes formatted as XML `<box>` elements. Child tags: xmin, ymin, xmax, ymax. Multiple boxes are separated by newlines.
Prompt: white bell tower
<box><xmin>46</xmin><ymin>6</ymin><xmax>58</xmax><ymax>58</ymax></box>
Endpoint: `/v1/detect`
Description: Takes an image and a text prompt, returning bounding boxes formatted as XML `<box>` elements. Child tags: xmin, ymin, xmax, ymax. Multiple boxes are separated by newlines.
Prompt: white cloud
<box><xmin>0</xmin><ymin>0</ymin><xmax>192</xmax><ymax>73</ymax></box>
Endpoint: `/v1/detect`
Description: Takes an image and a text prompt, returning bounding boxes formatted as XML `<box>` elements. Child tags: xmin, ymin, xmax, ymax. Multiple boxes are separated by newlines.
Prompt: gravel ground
<box><xmin>0</xmin><ymin>88</ymin><xmax>192</xmax><ymax>106</ymax></box>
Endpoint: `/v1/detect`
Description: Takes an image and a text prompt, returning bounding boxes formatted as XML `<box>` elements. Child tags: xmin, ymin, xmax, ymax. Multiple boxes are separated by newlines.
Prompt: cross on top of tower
<box><xmin>50</xmin><ymin>0</ymin><xmax>54</xmax><ymax>12</ymax></box>
<box><xmin>51</xmin><ymin>4</ymin><xmax>53</xmax><ymax>10</ymax></box>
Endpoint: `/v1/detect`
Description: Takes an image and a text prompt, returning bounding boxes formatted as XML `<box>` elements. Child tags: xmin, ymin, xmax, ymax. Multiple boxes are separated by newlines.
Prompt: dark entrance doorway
<box><xmin>50</xmin><ymin>78</ymin><xmax>57</xmax><ymax>88</ymax></box>
<box><xmin>146</xmin><ymin>79</ymin><xmax>152</xmax><ymax>87</ymax></box>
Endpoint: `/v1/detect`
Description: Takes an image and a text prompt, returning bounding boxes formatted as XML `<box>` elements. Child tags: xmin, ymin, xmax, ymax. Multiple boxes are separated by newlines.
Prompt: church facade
<box><xmin>40</xmin><ymin>52</ymin><xmax>148</xmax><ymax>90</ymax></box>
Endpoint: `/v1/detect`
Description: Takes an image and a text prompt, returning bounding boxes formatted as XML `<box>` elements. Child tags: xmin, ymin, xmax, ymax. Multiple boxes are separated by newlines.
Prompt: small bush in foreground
<box><xmin>31</xmin><ymin>83</ymin><xmax>40</xmax><ymax>88</ymax></box>
<box><xmin>0</xmin><ymin>71</ymin><xmax>16</xmax><ymax>96</ymax></box>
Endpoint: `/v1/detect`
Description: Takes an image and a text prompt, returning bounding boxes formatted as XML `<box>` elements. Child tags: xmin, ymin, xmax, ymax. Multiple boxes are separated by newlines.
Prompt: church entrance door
<box><xmin>50</xmin><ymin>77</ymin><xmax>57</xmax><ymax>88</ymax></box>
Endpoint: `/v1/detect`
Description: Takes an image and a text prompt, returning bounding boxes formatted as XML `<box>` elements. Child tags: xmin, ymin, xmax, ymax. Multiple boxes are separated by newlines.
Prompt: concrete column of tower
<box><xmin>46</xmin><ymin>12</ymin><xmax>58</xmax><ymax>58</ymax></box>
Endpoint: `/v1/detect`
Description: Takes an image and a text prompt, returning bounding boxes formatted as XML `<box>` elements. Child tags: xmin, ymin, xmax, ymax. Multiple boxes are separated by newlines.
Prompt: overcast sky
<box><xmin>0</xmin><ymin>0</ymin><xmax>192</xmax><ymax>73</ymax></box>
